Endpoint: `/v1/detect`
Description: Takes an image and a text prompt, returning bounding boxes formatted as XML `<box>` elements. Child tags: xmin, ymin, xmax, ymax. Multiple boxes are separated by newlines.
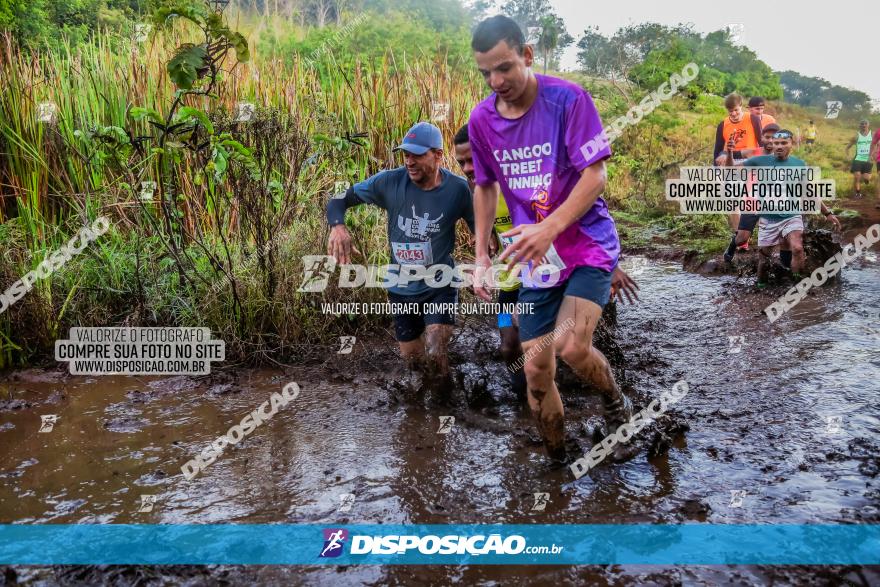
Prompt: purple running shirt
<box><xmin>467</xmin><ymin>74</ymin><xmax>620</xmax><ymax>285</ymax></box>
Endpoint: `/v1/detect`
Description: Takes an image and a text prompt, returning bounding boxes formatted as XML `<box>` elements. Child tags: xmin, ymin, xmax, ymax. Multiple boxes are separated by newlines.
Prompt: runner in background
<box><xmin>714</xmin><ymin>93</ymin><xmax>763</xmax><ymax>248</ymax></box>
<box><xmin>745</xmin><ymin>130</ymin><xmax>840</xmax><ymax>287</ymax></box>
<box><xmin>453</xmin><ymin>124</ymin><xmax>527</xmax><ymax>400</ymax></box>
<box><xmin>804</xmin><ymin>120</ymin><xmax>818</xmax><ymax>151</ymax></box>
<box><xmin>845</xmin><ymin>120</ymin><xmax>873</xmax><ymax>198</ymax></box>
<box><xmin>722</xmin><ymin>123</ymin><xmax>795</xmax><ymax>268</ymax></box>
<box><xmin>872</xmin><ymin>124</ymin><xmax>880</xmax><ymax>208</ymax></box>
<box><xmin>748</xmin><ymin>96</ymin><xmax>776</xmax><ymax>128</ymax></box>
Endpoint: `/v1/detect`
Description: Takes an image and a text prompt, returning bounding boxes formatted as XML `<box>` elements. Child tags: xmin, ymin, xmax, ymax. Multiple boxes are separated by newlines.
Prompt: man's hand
<box><xmin>327</xmin><ymin>224</ymin><xmax>360</xmax><ymax>264</ymax></box>
<box><xmin>726</xmin><ymin>133</ymin><xmax>737</xmax><ymax>152</ymax></box>
<box><xmin>826</xmin><ymin>213</ymin><xmax>841</xmax><ymax>231</ymax></box>
<box><xmin>472</xmin><ymin>254</ymin><xmax>493</xmax><ymax>302</ymax></box>
<box><xmin>610</xmin><ymin>266</ymin><xmax>640</xmax><ymax>305</ymax></box>
<box><xmin>498</xmin><ymin>222</ymin><xmax>560</xmax><ymax>270</ymax></box>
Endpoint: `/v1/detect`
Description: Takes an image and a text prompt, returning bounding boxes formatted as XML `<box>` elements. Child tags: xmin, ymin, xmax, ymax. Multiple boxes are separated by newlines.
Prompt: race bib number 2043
<box><xmin>392</xmin><ymin>241</ymin><xmax>434</xmax><ymax>265</ymax></box>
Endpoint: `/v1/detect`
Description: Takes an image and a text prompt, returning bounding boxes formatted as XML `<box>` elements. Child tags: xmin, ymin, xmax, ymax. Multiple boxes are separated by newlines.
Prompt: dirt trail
<box><xmin>1</xmin><ymin>251</ymin><xmax>878</xmax><ymax>584</ymax></box>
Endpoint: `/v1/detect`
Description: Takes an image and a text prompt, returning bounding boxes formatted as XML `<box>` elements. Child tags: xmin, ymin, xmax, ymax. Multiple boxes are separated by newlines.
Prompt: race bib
<box><xmin>499</xmin><ymin>234</ymin><xmax>567</xmax><ymax>271</ymax></box>
<box><xmin>392</xmin><ymin>241</ymin><xmax>433</xmax><ymax>266</ymax></box>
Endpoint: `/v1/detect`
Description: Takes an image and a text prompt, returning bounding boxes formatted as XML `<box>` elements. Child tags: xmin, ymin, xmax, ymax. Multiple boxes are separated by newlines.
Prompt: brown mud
<box><xmin>1</xmin><ymin>245</ymin><xmax>879</xmax><ymax>584</ymax></box>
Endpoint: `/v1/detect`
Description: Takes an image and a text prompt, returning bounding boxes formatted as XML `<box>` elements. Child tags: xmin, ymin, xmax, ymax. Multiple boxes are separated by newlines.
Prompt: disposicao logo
<box><xmin>319</xmin><ymin>528</ymin><xmax>348</xmax><ymax>558</ymax></box>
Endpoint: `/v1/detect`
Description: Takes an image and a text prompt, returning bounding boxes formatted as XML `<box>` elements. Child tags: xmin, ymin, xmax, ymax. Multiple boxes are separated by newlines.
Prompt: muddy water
<box><xmin>1</xmin><ymin>256</ymin><xmax>878</xmax><ymax>585</ymax></box>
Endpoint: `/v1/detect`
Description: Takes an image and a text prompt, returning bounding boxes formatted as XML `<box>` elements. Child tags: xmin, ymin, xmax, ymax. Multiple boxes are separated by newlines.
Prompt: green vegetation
<box><xmin>0</xmin><ymin>0</ymin><xmax>142</xmax><ymax>50</ymax></box>
<box><xmin>778</xmin><ymin>70</ymin><xmax>873</xmax><ymax>115</ymax></box>
<box><xmin>577</xmin><ymin>24</ymin><xmax>782</xmax><ymax>100</ymax></box>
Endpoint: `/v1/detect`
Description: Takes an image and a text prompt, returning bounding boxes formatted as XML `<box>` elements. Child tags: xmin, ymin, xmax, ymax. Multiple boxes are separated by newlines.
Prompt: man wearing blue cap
<box><xmin>326</xmin><ymin>122</ymin><xmax>475</xmax><ymax>391</ymax></box>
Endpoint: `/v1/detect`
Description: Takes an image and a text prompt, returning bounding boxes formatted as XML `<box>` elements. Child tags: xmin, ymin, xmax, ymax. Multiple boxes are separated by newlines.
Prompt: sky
<box><xmin>551</xmin><ymin>0</ymin><xmax>880</xmax><ymax>106</ymax></box>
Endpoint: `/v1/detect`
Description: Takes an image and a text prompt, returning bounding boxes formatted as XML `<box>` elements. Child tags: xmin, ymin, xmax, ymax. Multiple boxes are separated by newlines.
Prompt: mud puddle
<box><xmin>1</xmin><ymin>257</ymin><xmax>878</xmax><ymax>585</ymax></box>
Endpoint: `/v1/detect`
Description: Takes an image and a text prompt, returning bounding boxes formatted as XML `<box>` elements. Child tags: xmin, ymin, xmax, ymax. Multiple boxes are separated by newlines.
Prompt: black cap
<box><xmin>748</xmin><ymin>97</ymin><xmax>766</xmax><ymax>107</ymax></box>
<box><xmin>762</xmin><ymin>123</ymin><xmax>780</xmax><ymax>134</ymax></box>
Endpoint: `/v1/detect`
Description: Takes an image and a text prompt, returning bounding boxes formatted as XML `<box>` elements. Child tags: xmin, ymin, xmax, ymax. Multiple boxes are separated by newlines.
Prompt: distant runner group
<box><xmin>714</xmin><ymin>93</ymin><xmax>841</xmax><ymax>282</ymax></box>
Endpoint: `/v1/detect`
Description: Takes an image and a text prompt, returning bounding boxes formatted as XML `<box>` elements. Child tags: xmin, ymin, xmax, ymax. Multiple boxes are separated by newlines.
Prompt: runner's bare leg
<box><xmin>425</xmin><ymin>324</ymin><xmax>452</xmax><ymax>378</ymax></box>
<box><xmin>554</xmin><ymin>296</ymin><xmax>621</xmax><ymax>402</ymax></box>
<box><xmin>784</xmin><ymin>230</ymin><xmax>805</xmax><ymax>275</ymax></box>
<box><xmin>521</xmin><ymin>336</ymin><xmax>564</xmax><ymax>459</ymax></box>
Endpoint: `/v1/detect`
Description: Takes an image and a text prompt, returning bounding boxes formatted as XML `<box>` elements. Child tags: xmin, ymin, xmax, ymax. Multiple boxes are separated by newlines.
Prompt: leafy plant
<box><xmin>74</xmin><ymin>0</ymin><xmax>260</xmax><ymax>322</ymax></box>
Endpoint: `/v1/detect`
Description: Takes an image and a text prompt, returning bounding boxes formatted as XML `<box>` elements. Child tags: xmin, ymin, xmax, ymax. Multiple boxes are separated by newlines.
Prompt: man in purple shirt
<box><xmin>467</xmin><ymin>15</ymin><xmax>633</xmax><ymax>466</ymax></box>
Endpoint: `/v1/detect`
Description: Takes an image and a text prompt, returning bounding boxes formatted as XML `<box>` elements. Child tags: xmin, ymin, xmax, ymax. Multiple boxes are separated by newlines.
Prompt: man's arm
<box><xmin>473</xmin><ymin>183</ymin><xmax>499</xmax><ymax>301</ymax></box>
<box><xmin>473</xmin><ymin>184</ymin><xmax>498</xmax><ymax>259</ymax></box>
<box><xmin>326</xmin><ymin>173</ymin><xmax>388</xmax><ymax>264</ymax></box>
<box><xmin>819</xmin><ymin>200</ymin><xmax>841</xmax><ymax>230</ymax></box>
<box><xmin>326</xmin><ymin>188</ymin><xmax>364</xmax><ymax>265</ymax></box>
<box><xmin>466</xmin><ymin>117</ymin><xmax>503</xmax><ymax>300</ymax></box>
<box><xmin>499</xmin><ymin>161</ymin><xmax>606</xmax><ymax>268</ymax></box>
<box><xmin>713</xmin><ymin>122</ymin><xmax>726</xmax><ymax>163</ymax></box>
<box><xmin>720</xmin><ymin>132</ymin><xmax>739</xmax><ymax>167</ymax></box>
<box><xmin>461</xmin><ymin>186</ymin><xmax>476</xmax><ymax>235</ymax></box>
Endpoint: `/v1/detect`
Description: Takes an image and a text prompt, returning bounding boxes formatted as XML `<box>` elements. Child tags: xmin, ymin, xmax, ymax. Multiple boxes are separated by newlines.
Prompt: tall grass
<box><xmin>0</xmin><ymin>20</ymin><xmax>486</xmax><ymax>367</ymax></box>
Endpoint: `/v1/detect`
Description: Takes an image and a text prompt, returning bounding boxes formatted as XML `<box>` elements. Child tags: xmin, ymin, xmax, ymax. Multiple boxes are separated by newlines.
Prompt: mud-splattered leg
<box><xmin>555</xmin><ymin>296</ymin><xmax>620</xmax><ymax>402</ymax></box>
<box><xmin>500</xmin><ymin>324</ymin><xmax>527</xmax><ymax>401</ymax></box>
<box><xmin>425</xmin><ymin>324</ymin><xmax>454</xmax><ymax>400</ymax></box>
<box><xmin>398</xmin><ymin>336</ymin><xmax>426</xmax><ymax>370</ymax></box>
<box><xmin>758</xmin><ymin>246</ymin><xmax>773</xmax><ymax>284</ymax></box>
<box><xmin>521</xmin><ymin>336</ymin><xmax>566</xmax><ymax>461</ymax></box>
<box><xmin>784</xmin><ymin>230</ymin><xmax>805</xmax><ymax>275</ymax></box>
<box><xmin>397</xmin><ymin>336</ymin><xmax>427</xmax><ymax>395</ymax></box>
<box><xmin>424</xmin><ymin>324</ymin><xmax>452</xmax><ymax>378</ymax></box>
<box><xmin>554</xmin><ymin>296</ymin><xmax>631</xmax><ymax>440</ymax></box>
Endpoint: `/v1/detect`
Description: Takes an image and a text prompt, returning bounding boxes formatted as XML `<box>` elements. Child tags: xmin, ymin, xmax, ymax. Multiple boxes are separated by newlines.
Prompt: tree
<box><xmin>501</xmin><ymin>0</ymin><xmax>552</xmax><ymax>26</ymax></box>
<box><xmin>577</xmin><ymin>23</ymin><xmax>784</xmax><ymax>100</ymax></box>
<box><xmin>534</xmin><ymin>15</ymin><xmax>571</xmax><ymax>73</ymax></box>
<box><xmin>501</xmin><ymin>0</ymin><xmax>572</xmax><ymax>70</ymax></box>
<box><xmin>778</xmin><ymin>70</ymin><xmax>872</xmax><ymax>113</ymax></box>
<box><xmin>576</xmin><ymin>26</ymin><xmax>617</xmax><ymax>78</ymax></box>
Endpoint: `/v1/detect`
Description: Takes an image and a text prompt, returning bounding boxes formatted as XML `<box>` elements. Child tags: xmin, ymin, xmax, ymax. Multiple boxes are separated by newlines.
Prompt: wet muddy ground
<box><xmin>1</xmin><ymin>243</ymin><xmax>879</xmax><ymax>585</ymax></box>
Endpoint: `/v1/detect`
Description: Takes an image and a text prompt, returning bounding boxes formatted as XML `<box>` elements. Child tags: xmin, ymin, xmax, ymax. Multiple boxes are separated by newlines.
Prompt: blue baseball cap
<box><xmin>394</xmin><ymin>122</ymin><xmax>443</xmax><ymax>155</ymax></box>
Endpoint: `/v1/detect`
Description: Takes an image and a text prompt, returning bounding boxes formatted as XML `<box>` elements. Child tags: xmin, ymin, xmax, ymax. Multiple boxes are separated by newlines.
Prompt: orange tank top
<box><xmin>722</xmin><ymin>115</ymin><xmax>760</xmax><ymax>152</ymax></box>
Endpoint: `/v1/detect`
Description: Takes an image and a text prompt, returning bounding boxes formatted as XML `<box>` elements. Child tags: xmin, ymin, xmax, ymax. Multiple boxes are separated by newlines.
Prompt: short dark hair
<box><xmin>453</xmin><ymin>124</ymin><xmax>469</xmax><ymax>146</ymax></box>
<box><xmin>724</xmin><ymin>93</ymin><xmax>742</xmax><ymax>110</ymax></box>
<box><xmin>748</xmin><ymin>96</ymin><xmax>766</xmax><ymax>107</ymax></box>
<box><xmin>472</xmin><ymin>15</ymin><xmax>525</xmax><ymax>55</ymax></box>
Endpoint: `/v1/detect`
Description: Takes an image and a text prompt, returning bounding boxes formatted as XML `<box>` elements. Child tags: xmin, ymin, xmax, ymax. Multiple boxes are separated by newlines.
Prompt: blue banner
<box><xmin>0</xmin><ymin>524</ymin><xmax>877</xmax><ymax>565</ymax></box>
